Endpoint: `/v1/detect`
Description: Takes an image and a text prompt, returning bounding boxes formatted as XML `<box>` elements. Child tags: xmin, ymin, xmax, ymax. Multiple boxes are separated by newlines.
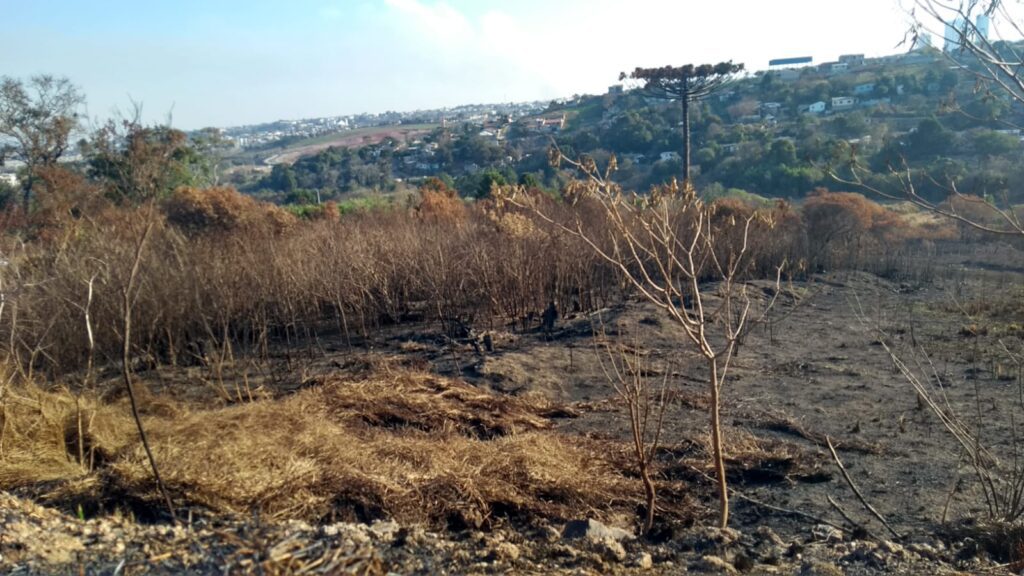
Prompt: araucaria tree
<box><xmin>0</xmin><ymin>75</ymin><xmax>84</xmax><ymax>211</ymax></box>
<box><xmin>621</xmin><ymin>62</ymin><xmax>744</xmax><ymax>183</ymax></box>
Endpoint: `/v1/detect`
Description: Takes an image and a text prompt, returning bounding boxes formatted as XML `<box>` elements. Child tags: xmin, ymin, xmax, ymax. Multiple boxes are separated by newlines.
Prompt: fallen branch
<box><xmin>826</xmin><ymin>436</ymin><xmax>900</xmax><ymax>539</ymax></box>
<box><xmin>827</xmin><ymin>494</ymin><xmax>880</xmax><ymax>541</ymax></box>
<box><xmin>685</xmin><ymin>462</ymin><xmax>846</xmax><ymax>533</ymax></box>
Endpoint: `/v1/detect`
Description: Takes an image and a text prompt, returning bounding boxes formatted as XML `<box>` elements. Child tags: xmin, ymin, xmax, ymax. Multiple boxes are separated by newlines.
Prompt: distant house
<box><xmin>775</xmin><ymin>68</ymin><xmax>801</xmax><ymax>82</ymax></box>
<box><xmin>853</xmin><ymin>82</ymin><xmax>875</xmax><ymax>96</ymax></box>
<box><xmin>821</xmin><ymin>62</ymin><xmax>849</xmax><ymax>75</ymax></box>
<box><xmin>831</xmin><ymin>96</ymin><xmax>857</xmax><ymax>111</ymax></box>
<box><xmin>0</xmin><ymin>173</ymin><xmax>18</xmax><ymax>187</ymax></box>
<box><xmin>607</xmin><ymin>84</ymin><xmax>624</xmax><ymax>96</ymax></box>
<box><xmin>659</xmin><ymin>151</ymin><xmax>682</xmax><ymax>162</ymax></box>
<box><xmin>761</xmin><ymin>102</ymin><xmax>783</xmax><ymax>117</ymax></box>
<box><xmin>532</xmin><ymin>113</ymin><xmax>566</xmax><ymax>133</ymax></box>
<box><xmin>806</xmin><ymin>101</ymin><xmax>827</xmax><ymax>114</ymax></box>
<box><xmin>720</xmin><ymin>143</ymin><xmax>740</xmax><ymax>154</ymax></box>
<box><xmin>838</xmin><ymin>53</ymin><xmax>866</xmax><ymax>67</ymax></box>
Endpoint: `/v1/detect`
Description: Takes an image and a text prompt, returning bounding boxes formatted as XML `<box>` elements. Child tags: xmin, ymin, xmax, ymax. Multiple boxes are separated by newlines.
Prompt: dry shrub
<box><xmin>935</xmin><ymin>194</ymin><xmax>1024</xmax><ymax>242</ymax></box>
<box><xmin>2</xmin><ymin>368</ymin><xmax>646</xmax><ymax>527</ymax></box>
<box><xmin>165</xmin><ymin>185</ymin><xmax>296</xmax><ymax>234</ymax></box>
<box><xmin>0</xmin><ymin>181</ymin><xmax>938</xmax><ymax>379</ymax></box>
<box><xmin>28</xmin><ymin>165</ymin><xmax>109</xmax><ymax>244</ymax></box>
<box><xmin>709</xmin><ymin>197</ymin><xmax>806</xmax><ymax>278</ymax></box>
<box><xmin>415</xmin><ymin>177</ymin><xmax>466</xmax><ymax>224</ymax></box>
<box><xmin>803</xmin><ymin>189</ymin><xmax>908</xmax><ymax>270</ymax></box>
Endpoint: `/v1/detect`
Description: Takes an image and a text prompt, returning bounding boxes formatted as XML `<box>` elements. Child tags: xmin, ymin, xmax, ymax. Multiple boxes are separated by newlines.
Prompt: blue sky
<box><xmin>1</xmin><ymin>0</ymin><xmax>942</xmax><ymax>129</ymax></box>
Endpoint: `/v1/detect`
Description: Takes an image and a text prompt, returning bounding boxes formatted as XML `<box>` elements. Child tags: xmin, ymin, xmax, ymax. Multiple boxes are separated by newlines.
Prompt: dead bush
<box><xmin>803</xmin><ymin>189</ymin><xmax>908</xmax><ymax>270</ymax></box>
<box><xmin>415</xmin><ymin>177</ymin><xmax>466</xmax><ymax>224</ymax></box>
<box><xmin>165</xmin><ymin>185</ymin><xmax>296</xmax><ymax>235</ymax></box>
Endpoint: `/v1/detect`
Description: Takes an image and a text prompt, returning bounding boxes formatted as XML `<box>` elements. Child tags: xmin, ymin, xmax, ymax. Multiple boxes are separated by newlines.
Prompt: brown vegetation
<box><xmin>0</xmin><ymin>169</ymin><xmax>966</xmax><ymax>542</ymax></box>
<box><xmin>0</xmin><ymin>178</ymin><xmax>948</xmax><ymax>382</ymax></box>
<box><xmin>0</xmin><ymin>363</ymin><xmax>669</xmax><ymax>528</ymax></box>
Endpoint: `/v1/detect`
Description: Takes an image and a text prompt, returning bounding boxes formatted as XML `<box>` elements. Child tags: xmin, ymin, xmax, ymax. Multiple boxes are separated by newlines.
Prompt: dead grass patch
<box><xmin>1</xmin><ymin>368</ymin><xmax>663</xmax><ymax>529</ymax></box>
<box><xmin>663</xmin><ymin>427</ymin><xmax>829</xmax><ymax>486</ymax></box>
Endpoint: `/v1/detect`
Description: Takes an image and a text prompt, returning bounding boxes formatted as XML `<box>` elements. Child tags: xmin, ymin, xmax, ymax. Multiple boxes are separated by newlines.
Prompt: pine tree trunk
<box><xmin>682</xmin><ymin>97</ymin><xmax>691</xmax><ymax>183</ymax></box>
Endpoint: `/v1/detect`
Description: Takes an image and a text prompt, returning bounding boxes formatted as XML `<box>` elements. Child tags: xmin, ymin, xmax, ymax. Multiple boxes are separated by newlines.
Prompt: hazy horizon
<box><xmin>0</xmin><ymin>0</ymin><xmax>966</xmax><ymax>130</ymax></box>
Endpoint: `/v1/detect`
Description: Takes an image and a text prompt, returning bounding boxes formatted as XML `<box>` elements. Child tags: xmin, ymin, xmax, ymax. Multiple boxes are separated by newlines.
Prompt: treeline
<box><xmin>245</xmin><ymin>124</ymin><xmax>527</xmax><ymax>202</ymax></box>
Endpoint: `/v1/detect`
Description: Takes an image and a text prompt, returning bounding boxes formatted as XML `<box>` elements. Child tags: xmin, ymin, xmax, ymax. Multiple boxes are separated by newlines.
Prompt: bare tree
<box><xmin>909</xmin><ymin>1</ymin><xmax>1024</xmax><ymax>104</ymax></box>
<box><xmin>595</xmin><ymin>329</ymin><xmax>669</xmax><ymax>535</ymax></box>
<box><xmin>620</xmin><ymin>62</ymin><xmax>744</xmax><ymax>183</ymax></box>
<box><xmin>834</xmin><ymin>1</ymin><xmax>1024</xmax><ymax>236</ymax></box>
<box><xmin>500</xmin><ymin>153</ymin><xmax>784</xmax><ymax>528</ymax></box>
<box><xmin>120</xmin><ymin>203</ymin><xmax>177</xmax><ymax>523</ymax></box>
<box><xmin>0</xmin><ymin>75</ymin><xmax>84</xmax><ymax>211</ymax></box>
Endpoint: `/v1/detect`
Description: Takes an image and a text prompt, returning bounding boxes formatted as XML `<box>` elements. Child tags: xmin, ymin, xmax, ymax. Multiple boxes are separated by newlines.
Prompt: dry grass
<box><xmin>0</xmin><ymin>384</ymin><xmax>138</xmax><ymax>488</ymax></box>
<box><xmin>0</xmin><ymin>367</ymin><xmax>656</xmax><ymax>529</ymax></box>
<box><xmin>665</xmin><ymin>426</ymin><xmax>828</xmax><ymax>486</ymax></box>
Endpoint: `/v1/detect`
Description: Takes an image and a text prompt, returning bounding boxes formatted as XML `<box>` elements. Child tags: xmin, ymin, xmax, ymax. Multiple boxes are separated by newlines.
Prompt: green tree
<box><xmin>768</xmin><ymin>139</ymin><xmax>798</xmax><ymax>167</ymax></box>
<box><xmin>906</xmin><ymin>118</ymin><xmax>950</xmax><ymax>160</ymax></box>
<box><xmin>85</xmin><ymin>118</ymin><xmax>206</xmax><ymax>204</ymax></box>
<box><xmin>603</xmin><ymin>110</ymin><xmax>655</xmax><ymax>153</ymax></box>
<box><xmin>268</xmin><ymin>164</ymin><xmax>298</xmax><ymax>193</ymax></box>
<box><xmin>0</xmin><ymin>75</ymin><xmax>85</xmax><ymax>211</ymax></box>
<box><xmin>476</xmin><ymin>168</ymin><xmax>509</xmax><ymax>199</ymax></box>
<box><xmin>831</xmin><ymin>112</ymin><xmax>869</xmax><ymax>139</ymax></box>
<box><xmin>972</xmin><ymin>129</ymin><xmax>1019</xmax><ymax>160</ymax></box>
<box><xmin>621</xmin><ymin>61</ymin><xmax>744</xmax><ymax>182</ymax></box>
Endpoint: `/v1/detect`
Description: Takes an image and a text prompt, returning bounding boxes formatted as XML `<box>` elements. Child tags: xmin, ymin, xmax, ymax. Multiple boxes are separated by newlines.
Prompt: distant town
<box><xmin>221</xmin><ymin>100</ymin><xmax>555</xmax><ymax>151</ymax></box>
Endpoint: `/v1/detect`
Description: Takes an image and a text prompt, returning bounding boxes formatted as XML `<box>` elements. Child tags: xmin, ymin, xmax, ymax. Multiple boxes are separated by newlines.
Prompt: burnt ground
<box><xmin>287</xmin><ymin>240</ymin><xmax>1024</xmax><ymax>542</ymax></box>
<box><xmin>6</xmin><ymin>240</ymin><xmax>1024</xmax><ymax>574</ymax></box>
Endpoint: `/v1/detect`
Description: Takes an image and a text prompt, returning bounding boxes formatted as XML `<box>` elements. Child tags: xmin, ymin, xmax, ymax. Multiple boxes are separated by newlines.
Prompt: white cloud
<box><xmin>384</xmin><ymin>0</ymin><xmax>474</xmax><ymax>45</ymax></box>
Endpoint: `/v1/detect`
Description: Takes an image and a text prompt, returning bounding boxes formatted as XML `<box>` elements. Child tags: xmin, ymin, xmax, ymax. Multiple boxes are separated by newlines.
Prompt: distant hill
<box><xmin>230</xmin><ymin>46</ymin><xmax>1024</xmax><ymax>208</ymax></box>
<box><xmin>259</xmin><ymin>124</ymin><xmax>439</xmax><ymax>165</ymax></box>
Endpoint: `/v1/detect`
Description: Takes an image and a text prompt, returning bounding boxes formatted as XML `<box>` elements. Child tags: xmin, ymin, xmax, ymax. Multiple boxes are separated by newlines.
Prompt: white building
<box><xmin>945</xmin><ymin>17</ymin><xmax>967</xmax><ymax>51</ymax></box>
<box><xmin>831</xmin><ymin>96</ymin><xmax>857</xmax><ymax>111</ymax></box>
<box><xmin>776</xmin><ymin>68</ymin><xmax>801</xmax><ymax>81</ymax></box>
<box><xmin>976</xmin><ymin>14</ymin><xmax>990</xmax><ymax>41</ymax></box>
<box><xmin>0</xmin><ymin>173</ymin><xmax>17</xmax><ymax>187</ymax></box>
<box><xmin>806</xmin><ymin>101</ymin><xmax>826</xmax><ymax>114</ymax></box>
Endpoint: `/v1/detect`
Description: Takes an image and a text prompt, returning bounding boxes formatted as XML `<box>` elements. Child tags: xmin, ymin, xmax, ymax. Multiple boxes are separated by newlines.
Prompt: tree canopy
<box><xmin>621</xmin><ymin>62</ymin><xmax>744</xmax><ymax>182</ymax></box>
<box><xmin>620</xmin><ymin>62</ymin><xmax>745</xmax><ymax>101</ymax></box>
<box><xmin>0</xmin><ymin>75</ymin><xmax>84</xmax><ymax>210</ymax></box>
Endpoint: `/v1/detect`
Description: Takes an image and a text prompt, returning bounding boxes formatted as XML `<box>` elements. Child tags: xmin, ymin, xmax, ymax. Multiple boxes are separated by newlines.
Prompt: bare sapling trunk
<box><xmin>121</xmin><ymin>208</ymin><xmax>177</xmax><ymax>523</ymax></box>
<box><xmin>595</xmin><ymin>327</ymin><xmax>669</xmax><ymax>535</ymax></box>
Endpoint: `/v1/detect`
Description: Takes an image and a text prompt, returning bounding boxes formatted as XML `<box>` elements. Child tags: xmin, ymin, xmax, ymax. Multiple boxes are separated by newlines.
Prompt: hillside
<box><xmin>228</xmin><ymin>46</ymin><xmax>1024</xmax><ymax>209</ymax></box>
<box><xmin>256</xmin><ymin>124</ymin><xmax>439</xmax><ymax>165</ymax></box>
